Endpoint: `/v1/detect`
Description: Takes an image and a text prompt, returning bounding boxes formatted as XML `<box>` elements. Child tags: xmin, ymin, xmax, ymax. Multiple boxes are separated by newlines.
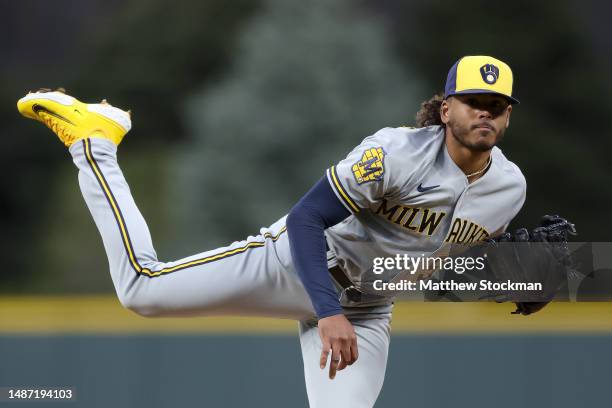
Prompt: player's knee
<box><xmin>118</xmin><ymin>290</ymin><xmax>163</xmax><ymax>318</ymax></box>
<box><xmin>125</xmin><ymin>302</ymin><xmax>162</xmax><ymax>318</ymax></box>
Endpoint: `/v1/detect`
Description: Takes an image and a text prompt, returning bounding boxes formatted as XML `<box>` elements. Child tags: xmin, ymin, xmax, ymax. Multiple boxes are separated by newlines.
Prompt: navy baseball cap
<box><xmin>444</xmin><ymin>55</ymin><xmax>520</xmax><ymax>104</ymax></box>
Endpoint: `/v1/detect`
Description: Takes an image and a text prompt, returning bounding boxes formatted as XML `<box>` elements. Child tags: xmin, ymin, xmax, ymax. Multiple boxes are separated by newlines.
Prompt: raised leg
<box><xmin>70</xmin><ymin>137</ymin><xmax>314</xmax><ymax>319</ymax></box>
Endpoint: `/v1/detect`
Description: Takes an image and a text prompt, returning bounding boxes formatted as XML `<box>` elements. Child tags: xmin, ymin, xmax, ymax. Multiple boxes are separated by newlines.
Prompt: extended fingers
<box><xmin>337</xmin><ymin>335</ymin><xmax>358</xmax><ymax>371</ymax></box>
<box><xmin>316</xmin><ymin>315</ymin><xmax>359</xmax><ymax>379</ymax></box>
<box><xmin>337</xmin><ymin>345</ymin><xmax>351</xmax><ymax>371</ymax></box>
<box><xmin>351</xmin><ymin>336</ymin><xmax>359</xmax><ymax>364</ymax></box>
<box><xmin>320</xmin><ymin>341</ymin><xmax>331</xmax><ymax>369</ymax></box>
<box><xmin>328</xmin><ymin>347</ymin><xmax>342</xmax><ymax>379</ymax></box>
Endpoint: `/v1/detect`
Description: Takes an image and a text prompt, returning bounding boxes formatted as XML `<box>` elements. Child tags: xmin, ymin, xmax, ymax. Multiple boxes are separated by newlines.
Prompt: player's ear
<box><xmin>440</xmin><ymin>99</ymin><xmax>450</xmax><ymax>124</ymax></box>
<box><xmin>505</xmin><ymin>105</ymin><xmax>512</xmax><ymax>128</ymax></box>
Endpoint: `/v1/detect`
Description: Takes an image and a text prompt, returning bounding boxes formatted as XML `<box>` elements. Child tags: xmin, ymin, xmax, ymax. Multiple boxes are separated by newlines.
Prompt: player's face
<box><xmin>441</xmin><ymin>94</ymin><xmax>512</xmax><ymax>152</ymax></box>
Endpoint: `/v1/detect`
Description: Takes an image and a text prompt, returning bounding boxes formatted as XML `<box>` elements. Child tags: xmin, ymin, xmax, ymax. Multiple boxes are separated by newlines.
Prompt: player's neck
<box><xmin>444</xmin><ymin>132</ymin><xmax>492</xmax><ymax>183</ymax></box>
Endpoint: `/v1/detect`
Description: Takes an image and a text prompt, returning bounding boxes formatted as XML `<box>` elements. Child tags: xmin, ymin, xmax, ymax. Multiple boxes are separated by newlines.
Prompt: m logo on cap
<box><xmin>480</xmin><ymin>64</ymin><xmax>500</xmax><ymax>84</ymax></box>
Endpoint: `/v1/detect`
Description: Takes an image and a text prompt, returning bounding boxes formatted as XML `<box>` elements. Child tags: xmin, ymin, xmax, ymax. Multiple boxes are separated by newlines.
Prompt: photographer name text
<box><xmin>373</xmin><ymin>279</ymin><xmax>543</xmax><ymax>292</ymax></box>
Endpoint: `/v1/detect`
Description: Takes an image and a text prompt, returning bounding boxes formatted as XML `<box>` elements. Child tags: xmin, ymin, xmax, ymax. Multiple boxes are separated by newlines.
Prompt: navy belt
<box><xmin>325</xmin><ymin>239</ymin><xmax>362</xmax><ymax>302</ymax></box>
<box><xmin>328</xmin><ymin>265</ymin><xmax>362</xmax><ymax>303</ymax></box>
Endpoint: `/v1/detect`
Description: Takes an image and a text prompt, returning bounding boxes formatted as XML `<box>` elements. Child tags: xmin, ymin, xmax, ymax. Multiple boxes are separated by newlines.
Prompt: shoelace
<box><xmin>39</xmin><ymin>112</ymin><xmax>75</xmax><ymax>146</ymax></box>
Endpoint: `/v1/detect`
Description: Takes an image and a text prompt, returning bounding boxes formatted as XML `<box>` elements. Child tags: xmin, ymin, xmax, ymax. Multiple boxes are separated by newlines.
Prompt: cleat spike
<box><xmin>55</xmin><ymin>87</ymin><xmax>66</xmax><ymax>93</ymax></box>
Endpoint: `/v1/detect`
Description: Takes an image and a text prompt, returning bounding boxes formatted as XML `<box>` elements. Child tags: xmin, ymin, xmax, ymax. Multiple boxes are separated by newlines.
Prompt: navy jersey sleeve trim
<box><xmin>287</xmin><ymin>176</ymin><xmax>351</xmax><ymax>318</ymax></box>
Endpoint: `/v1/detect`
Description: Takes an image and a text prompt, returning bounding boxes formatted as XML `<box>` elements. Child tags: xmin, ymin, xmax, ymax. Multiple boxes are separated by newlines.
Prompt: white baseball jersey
<box><xmin>325</xmin><ymin>125</ymin><xmax>526</xmax><ymax>293</ymax></box>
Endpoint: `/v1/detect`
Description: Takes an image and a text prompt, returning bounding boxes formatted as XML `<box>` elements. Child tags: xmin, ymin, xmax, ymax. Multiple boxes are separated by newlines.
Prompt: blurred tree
<box><xmin>0</xmin><ymin>1</ymin><xmax>121</xmax><ymax>291</ymax></box>
<box><xmin>4</xmin><ymin>0</ymin><xmax>610</xmax><ymax>293</ymax></box>
<box><xmin>73</xmin><ymin>0</ymin><xmax>261</xmax><ymax>147</ymax></box>
<box><xmin>170</xmin><ymin>0</ymin><xmax>425</xmax><ymax>250</ymax></box>
<box><xmin>0</xmin><ymin>0</ymin><xmax>260</xmax><ymax>292</ymax></box>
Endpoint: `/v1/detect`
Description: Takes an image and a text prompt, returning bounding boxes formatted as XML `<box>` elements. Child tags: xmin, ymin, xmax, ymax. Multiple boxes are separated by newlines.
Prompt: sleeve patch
<box><xmin>351</xmin><ymin>147</ymin><xmax>385</xmax><ymax>185</ymax></box>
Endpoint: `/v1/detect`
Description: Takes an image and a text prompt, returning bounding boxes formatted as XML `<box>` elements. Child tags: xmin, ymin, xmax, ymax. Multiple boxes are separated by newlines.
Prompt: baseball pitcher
<box><xmin>18</xmin><ymin>56</ymin><xmax>540</xmax><ymax>407</ymax></box>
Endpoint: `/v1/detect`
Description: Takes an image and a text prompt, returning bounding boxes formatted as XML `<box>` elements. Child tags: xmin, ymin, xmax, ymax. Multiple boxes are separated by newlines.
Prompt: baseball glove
<box><xmin>484</xmin><ymin>215</ymin><xmax>576</xmax><ymax>315</ymax></box>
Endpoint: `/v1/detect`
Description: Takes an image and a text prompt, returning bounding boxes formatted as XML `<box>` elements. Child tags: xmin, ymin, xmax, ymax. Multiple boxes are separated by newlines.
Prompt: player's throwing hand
<box><xmin>318</xmin><ymin>314</ymin><xmax>359</xmax><ymax>379</ymax></box>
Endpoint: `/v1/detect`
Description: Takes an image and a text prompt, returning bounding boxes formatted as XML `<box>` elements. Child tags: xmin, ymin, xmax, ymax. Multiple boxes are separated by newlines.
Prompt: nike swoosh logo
<box><xmin>32</xmin><ymin>104</ymin><xmax>75</xmax><ymax>125</ymax></box>
<box><xmin>417</xmin><ymin>183</ymin><xmax>440</xmax><ymax>193</ymax></box>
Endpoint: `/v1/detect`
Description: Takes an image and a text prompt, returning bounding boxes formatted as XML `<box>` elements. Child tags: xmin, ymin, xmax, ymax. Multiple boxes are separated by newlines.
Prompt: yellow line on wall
<box><xmin>0</xmin><ymin>296</ymin><xmax>611</xmax><ymax>335</ymax></box>
<box><xmin>390</xmin><ymin>301</ymin><xmax>612</xmax><ymax>334</ymax></box>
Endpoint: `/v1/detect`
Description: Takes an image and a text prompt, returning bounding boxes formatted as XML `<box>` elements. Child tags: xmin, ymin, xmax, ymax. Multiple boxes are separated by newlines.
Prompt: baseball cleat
<box><xmin>17</xmin><ymin>88</ymin><xmax>131</xmax><ymax>147</ymax></box>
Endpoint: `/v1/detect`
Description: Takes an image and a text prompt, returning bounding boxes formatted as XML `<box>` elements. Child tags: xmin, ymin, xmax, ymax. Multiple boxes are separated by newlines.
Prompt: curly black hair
<box><xmin>415</xmin><ymin>93</ymin><xmax>445</xmax><ymax>127</ymax></box>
